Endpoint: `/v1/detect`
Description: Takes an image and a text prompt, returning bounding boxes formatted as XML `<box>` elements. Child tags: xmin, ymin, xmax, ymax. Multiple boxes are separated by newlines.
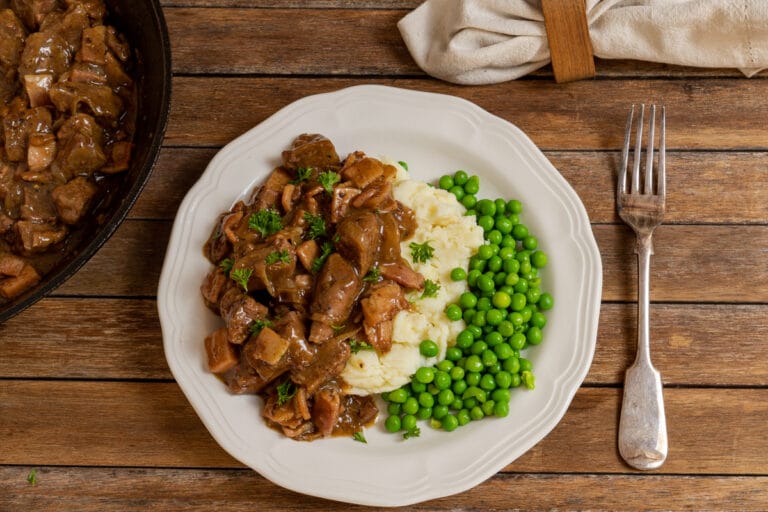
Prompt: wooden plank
<box><xmin>165</xmin><ymin>77</ymin><xmax>768</xmax><ymax>150</ymax></box>
<box><xmin>2</xmin><ymin>467</ymin><xmax>767</xmax><ymax>511</ymax></box>
<box><xmin>48</xmin><ymin>220</ymin><xmax>768</xmax><ymax>303</ymax></box>
<box><xmin>2</xmin><ymin>301</ymin><xmax>767</xmax><ymax>387</ymax></box>
<box><xmin>128</xmin><ymin>147</ymin><xmax>768</xmax><ymax>224</ymax></box>
<box><xmin>1</xmin><ymin>382</ymin><xmax>766</xmax><ymax>474</ymax></box>
<box><xmin>165</xmin><ymin>8</ymin><xmax>417</xmax><ymax>75</ymax></box>
<box><xmin>0</xmin><ymin>299</ymin><xmax>169</xmax><ymax>380</ymax></box>
<box><xmin>162</xmin><ymin>0</ymin><xmax>420</xmax><ymax>7</ymax></box>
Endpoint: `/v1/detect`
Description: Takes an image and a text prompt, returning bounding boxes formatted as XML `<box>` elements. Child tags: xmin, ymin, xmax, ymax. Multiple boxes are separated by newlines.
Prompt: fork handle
<box><xmin>618</xmin><ymin>234</ymin><xmax>668</xmax><ymax>470</ymax></box>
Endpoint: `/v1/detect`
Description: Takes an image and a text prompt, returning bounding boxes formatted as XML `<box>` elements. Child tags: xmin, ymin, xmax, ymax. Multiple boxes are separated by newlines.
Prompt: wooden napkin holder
<box><xmin>541</xmin><ymin>0</ymin><xmax>595</xmax><ymax>83</ymax></box>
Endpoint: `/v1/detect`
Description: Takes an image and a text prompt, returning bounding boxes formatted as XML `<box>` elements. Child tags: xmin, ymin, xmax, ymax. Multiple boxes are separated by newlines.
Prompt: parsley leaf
<box><xmin>421</xmin><ymin>279</ymin><xmax>440</xmax><ymax>299</ymax></box>
<box><xmin>311</xmin><ymin>241</ymin><xmax>334</xmax><ymax>273</ymax></box>
<box><xmin>397</xmin><ymin>160</ymin><xmax>409</xmax><ymax>171</ymax></box>
<box><xmin>303</xmin><ymin>212</ymin><xmax>327</xmax><ymax>240</ymax></box>
<box><xmin>349</xmin><ymin>339</ymin><xmax>373</xmax><ymax>354</ymax></box>
<box><xmin>409</xmin><ymin>241</ymin><xmax>435</xmax><ymax>263</ymax></box>
<box><xmin>230</xmin><ymin>267</ymin><xmax>253</xmax><ymax>291</ymax></box>
<box><xmin>403</xmin><ymin>426</ymin><xmax>421</xmax><ymax>439</ymax></box>
<box><xmin>265</xmin><ymin>249</ymin><xmax>291</xmax><ymax>265</ymax></box>
<box><xmin>363</xmin><ymin>266</ymin><xmax>381</xmax><ymax>283</ymax></box>
<box><xmin>248</xmin><ymin>209</ymin><xmax>283</xmax><ymax>237</ymax></box>
<box><xmin>290</xmin><ymin>167</ymin><xmax>312</xmax><ymax>184</ymax></box>
<box><xmin>249</xmin><ymin>318</ymin><xmax>273</xmax><ymax>336</ymax></box>
<box><xmin>218</xmin><ymin>258</ymin><xmax>234</xmax><ymax>276</ymax></box>
<box><xmin>27</xmin><ymin>468</ymin><xmax>37</xmax><ymax>485</ymax></box>
<box><xmin>276</xmin><ymin>380</ymin><xmax>297</xmax><ymax>406</ymax></box>
<box><xmin>352</xmin><ymin>431</ymin><xmax>367</xmax><ymax>443</ymax></box>
<box><xmin>317</xmin><ymin>170</ymin><xmax>340</xmax><ymax>193</ymax></box>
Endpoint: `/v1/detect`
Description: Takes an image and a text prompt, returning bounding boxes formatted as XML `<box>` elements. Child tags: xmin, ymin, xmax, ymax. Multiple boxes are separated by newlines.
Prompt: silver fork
<box><xmin>616</xmin><ymin>104</ymin><xmax>668</xmax><ymax>470</ymax></box>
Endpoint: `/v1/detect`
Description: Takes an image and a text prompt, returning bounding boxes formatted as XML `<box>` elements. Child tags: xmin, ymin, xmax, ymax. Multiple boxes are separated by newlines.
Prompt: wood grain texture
<box><xmin>127</xmin><ymin>148</ymin><xmax>768</xmax><ymax>224</ymax></box>
<box><xmin>166</xmin><ymin>77</ymin><xmax>768</xmax><ymax>149</ymax></box>
<box><xmin>1</xmin><ymin>382</ymin><xmax>766</xmax><ymax>475</ymax></box>
<box><xmin>1</xmin><ymin>301</ymin><xmax>767</xmax><ymax>387</ymax></box>
<box><xmin>3</xmin><ymin>467</ymin><xmax>767</xmax><ymax>511</ymax></box>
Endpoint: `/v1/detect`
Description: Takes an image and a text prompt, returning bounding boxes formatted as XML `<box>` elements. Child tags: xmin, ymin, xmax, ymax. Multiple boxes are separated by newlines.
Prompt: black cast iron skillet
<box><xmin>0</xmin><ymin>0</ymin><xmax>172</xmax><ymax>322</ymax></box>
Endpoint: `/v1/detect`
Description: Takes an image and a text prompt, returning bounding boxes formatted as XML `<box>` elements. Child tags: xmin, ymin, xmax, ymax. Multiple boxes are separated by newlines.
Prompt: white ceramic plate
<box><xmin>158</xmin><ymin>85</ymin><xmax>602</xmax><ymax>507</ymax></box>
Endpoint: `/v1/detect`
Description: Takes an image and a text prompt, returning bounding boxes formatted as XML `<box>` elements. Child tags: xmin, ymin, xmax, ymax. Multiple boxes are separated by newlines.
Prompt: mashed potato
<box><xmin>342</xmin><ymin>164</ymin><xmax>484</xmax><ymax>395</ymax></box>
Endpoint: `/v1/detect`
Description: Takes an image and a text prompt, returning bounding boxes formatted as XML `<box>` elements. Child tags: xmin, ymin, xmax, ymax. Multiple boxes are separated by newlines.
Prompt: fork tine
<box><xmin>618</xmin><ymin>104</ymin><xmax>635</xmax><ymax>198</ymax></box>
<box><xmin>644</xmin><ymin>105</ymin><xmax>656</xmax><ymax>194</ymax></box>
<box><xmin>658</xmin><ymin>105</ymin><xmax>666</xmax><ymax>198</ymax></box>
<box><xmin>631</xmin><ymin>104</ymin><xmax>645</xmax><ymax>194</ymax></box>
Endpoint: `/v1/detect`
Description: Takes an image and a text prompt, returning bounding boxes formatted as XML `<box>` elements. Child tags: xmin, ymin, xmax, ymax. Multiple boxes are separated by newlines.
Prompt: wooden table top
<box><xmin>3</xmin><ymin>2</ymin><xmax>768</xmax><ymax>510</ymax></box>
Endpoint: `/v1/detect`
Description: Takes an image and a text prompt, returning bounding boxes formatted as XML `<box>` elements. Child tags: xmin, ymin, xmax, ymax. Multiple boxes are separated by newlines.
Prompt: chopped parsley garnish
<box><xmin>290</xmin><ymin>166</ymin><xmax>312</xmax><ymax>184</ymax></box>
<box><xmin>363</xmin><ymin>266</ymin><xmax>381</xmax><ymax>282</ymax></box>
<box><xmin>249</xmin><ymin>318</ymin><xmax>273</xmax><ymax>336</ymax></box>
<box><xmin>421</xmin><ymin>279</ymin><xmax>440</xmax><ymax>298</ymax></box>
<box><xmin>311</xmin><ymin>241</ymin><xmax>334</xmax><ymax>273</ymax></box>
<box><xmin>265</xmin><ymin>249</ymin><xmax>291</xmax><ymax>265</ymax></box>
<box><xmin>352</xmin><ymin>431</ymin><xmax>367</xmax><ymax>443</ymax></box>
<box><xmin>403</xmin><ymin>426</ymin><xmax>421</xmax><ymax>439</ymax></box>
<box><xmin>317</xmin><ymin>170</ymin><xmax>340</xmax><ymax>193</ymax></box>
<box><xmin>230</xmin><ymin>267</ymin><xmax>253</xmax><ymax>291</ymax></box>
<box><xmin>349</xmin><ymin>339</ymin><xmax>373</xmax><ymax>354</ymax></box>
<box><xmin>26</xmin><ymin>468</ymin><xmax>37</xmax><ymax>485</ymax></box>
<box><xmin>303</xmin><ymin>212</ymin><xmax>327</xmax><ymax>240</ymax></box>
<box><xmin>409</xmin><ymin>240</ymin><xmax>435</xmax><ymax>263</ymax></box>
<box><xmin>276</xmin><ymin>380</ymin><xmax>297</xmax><ymax>406</ymax></box>
<box><xmin>398</xmin><ymin>160</ymin><xmax>408</xmax><ymax>171</ymax></box>
<box><xmin>218</xmin><ymin>257</ymin><xmax>234</xmax><ymax>275</ymax></box>
<box><xmin>248</xmin><ymin>208</ymin><xmax>283</xmax><ymax>237</ymax></box>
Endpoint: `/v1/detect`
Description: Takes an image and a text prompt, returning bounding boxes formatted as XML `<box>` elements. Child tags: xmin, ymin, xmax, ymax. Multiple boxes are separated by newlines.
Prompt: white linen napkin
<box><xmin>398</xmin><ymin>0</ymin><xmax>768</xmax><ymax>84</ymax></box>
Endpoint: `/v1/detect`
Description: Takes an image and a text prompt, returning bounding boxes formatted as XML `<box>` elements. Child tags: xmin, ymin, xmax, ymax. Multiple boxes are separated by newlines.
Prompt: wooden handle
<box><xmin>541</xmin><ymin>0</ymin><xmax>595</xmax><ymax>83</ymax></box>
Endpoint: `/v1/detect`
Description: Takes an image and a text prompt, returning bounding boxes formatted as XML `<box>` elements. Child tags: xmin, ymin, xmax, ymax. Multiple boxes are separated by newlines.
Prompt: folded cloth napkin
<box><xmin>398</xmin><ymin>0</ymin><xmax>768</xmax><ymax>84</ymax></box>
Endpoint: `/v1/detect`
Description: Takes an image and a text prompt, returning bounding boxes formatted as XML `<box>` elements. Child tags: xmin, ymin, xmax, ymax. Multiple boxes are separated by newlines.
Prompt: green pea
<box><xmin>452</xmin><ymin>378</ymin><xmax>467</xmax><ymax>395</ymax></box>
<box><xmin>436</xmin><ymin>359</ymin><xmax>454</xmax><ymax>372</ymax></box>
<box><xmin>453</xmin><ymin>170</ymin><xmax>469</xmax><ymax>185</ymax></box>
<box><xmin>437</xmin><ymin>388</ymin><xmax>455</xmax><ymax>406</ymax></box>
<box><xmin>476</xmin><ymin>198</ymin><xmax>496</xmax><ymax>217</ymax></box>
<box><xmin>514</xmin><ymin>279</ymin><xmax>529</xmax><ymax>294</ymax></box>
<box><xmin>522</xmin><ymin>370</ymin><xmax>535</xmax><ymax>390</ymax></box>
<box><xmin>471</xmin><ymin>310</ymin><xmax>487</xmax><ymax>327</ymax></box>
<box><xmin>385</xmin><ymin>414</ymin><xmax>402</xmax><ymax>432</ymax></box>
<box><xmin>476</xmin><ymin>244</ymin><xmax>494</xmax><ymax>261</ymax></box>
<box><xmin>456</xmin><ymin>329</ymin><xmax>474</xmax><ymax>349</ymax></box>
<box><xmin>445</xmin><ymin>304</ymin><xmax>463</xmax><ymax>321</ymax></box>
<box><xmin>419</xmin><ymin>339</ymin><xmax>439</xmax><ymax>358</ymax></box>
<box><xmin>538</xmin><ymin>292</ymin><xmax>554</xmax><ymax>310</ymax></box>
<box><xmin>481</xmin><ymin>349</ymin><xmax>498</xmax><ymax>367</ymax></box>
<box><xmin>498</xmin><ymin>320</ymin><xmax>515</xmax><ymax>337</ymax></box>
<box><xmin>470</xmin><ymin>340</ymin><xmax>487</xmax><ymax>355</ymax></box>
<box><xmin>457</xmin><ymin>409</ymin><xmax>471</xmax><ymax>426</ymax></box>
<box><xmin>480</xmin><ymin>373</ymin><xmax>496</xmax><ymax>391</ymax></box>
<box><xmin>481</xmin><ymin>399</ymin><xmax>496</xmax><ymax>416</ymax></box>
<box><xmin>467</xmin><ymin>269</ymin><xmax>482</xmax><ymax>287</ymax></box>
<box><xmin>510</xmin><ymin>332</ymin><xmax>526</xmax><ymax>350</ymax></box>
<box><xmin>464</xmin><ymin>175</ymin><xmax>480</xmax><ymax>194</ymax></box>
<box><xmin>503</xmin><ymin>356</ymin><xmax>520</xmax><ymax>373</ymax></box>
<box><xmin>494</xmin><ymin>343</ymin><xmax>514</xmax><ymax>361</ymax></box>
<box><xmin>512</xmin><ymin>224</ymin><xmax>529</xmax><ymax>240</ymax></box>
<box><xmin>485</xmin><ymin>309</ymin><xmax>503</xmax><ymax>326</ymax></box>
<box><xmin>414</xmin><ymin>367</ymin><xmax>435</xmax><ymax>384</ymax></box>
<box><xmin>503</xmin><ymin>258</ymin><xmax>520</xmax><ymax>274</ymax></box>
<box><xmin>418</xmin><ymin>391</ymin><xmax>435</xmax><ymax>407</ymax></box>
<box><xmin>476</xmin><ymin>274</ymin><xmax>494</xmax><ymax>292</ymax></box>
<box><xmin>465</xmin><ymin>371</ymin><xmax>481</xmax><ymax>386</ymax></box>
<box><xmin>485</xmin><ymin>331</ymin><xmax>503</xmax><ymax>347</ymax></box>
<box><xmin>491</xmin><ymin>388</ymin><xmax>511</xmax><ymax>403</ymax></box>
<box><xmin>491</xmin><ymin>291</ymin><xmax>512</xmax><ymax>309</ymax></box>
<box><xmin>464</xmin><ymin>355</ymin><xmax>483</xmax><ymax>373</ymax></box>
<box><xmin>493</xmin><ymin>400</ymin><xmax>510</xmax><ymax>418</ymax></box>
<box><xmin>507</xmin><ymin>199</ymin><xmax>523</xmax><ymax>214</ymax></box>
<box><xmin>486</xmin><ymin>230</ymin><xmax>503</xmax><ymax>246</ymax></box>
<box><xmin>402</xmin><ymin>397</ymin><xmax>419</xmax><ymax>415</ymax></box>
<box><xmin>501</xmin><ymin>234</ymin><xmax>516</xmax><ymax>248</ymax></box>
<box><xmin>531</xmin><ymin>311</ymin><xmax>547</xmax><ymax>328</ymax></box>
<box><xmin>410</xmin><ymin>380</ymin><xmax>426</xmax><ymax>393</ymax></box>
<box><xmin>450</xmin><ymin>366</ymin><xmax>465</xmax><ymax>381</ymax></box>
<box><xmin>449</xmin><ymin>185</ymin><xmax>465</xmax><ymax>200</ymax></box>
<box><xmin>495</xmin><ymin>216</ymin><xmax>513</xmax><ymax>234</ymax></box>
<box><xmin>477</xmin><ymin>215</ymin><xmax>495</xmax><ymax>232</ymax></box>
<box><xmin>417</xmin><ymin>406</ymin><xmax>432</xmax><ymax>420</ymax></box>
<box><xmin>432</xmin><ymin>404</ymin><xmax>449</xmax><ymax>420</ymax></box>
<box><xmin>487</xmin><ymin>255</ymin><xmax>503</xmax><ymax>272</ymax></box>
<box><xmin>402</xmin><ymin>414</ymin><xmax>418</xmax><ymax>431</ymax></box>
<box><xmin>511</xmin><ymin>293</ymin><xmax>527</xmax><ymax>311</ymax></box>
<box><xmin>442</xmin><ymin>413</ymin><xmax>459</xmax><ymax>431</ymax></box>
<box><xmin>520</xmin><ymin>358</ymin><xmax>533</xmax><ymax>372</ymax></box>
<box><xmin>461</xmin><ymin>194</ymin><xmax>477</xmax><ymax>209</ymax></box>
<box><xmin>476</xmin><ymin>296</ymin><xmax>492</xmax><ymax>311</ymax></box>
<box><xmin>523</xmin><ymin>236</ymin><xmax>538</xmax><ymax>251</ymax></box>
<box><xmin>450</xmin><ymin>267</ymin><xmax>468</xmax><ymax>281</ymax></box>
<box><xmin>387</xmin><ymin>402</ymin><xmax>401</xmax><ymax>415</ymax></box>
<box><xmin>388</xmin><ymin>388</ymin><xmax>408</xmax><ymax>403</ymax></box>
<box><xmin>470</xmin><ymin>406</ymin><xmax>485</xmax><ymax>421</ymax></box>
<box><xmin>434</xmin><ymin>370</ymin><xmax>452</xmax><ymax>390</ymax></box>
<box><xmin>446</xmin><ymin>346</ymin><xmax>463</xmax><ymax>361</ymax></box>
<box><xmin>494</xmin><ymin>198</ymin><xmax>507</xmax><ymax>214</ymax></box>
<box><xmin>494</xmin><ymin>370</ymin><xmax>513</xmax><ymax>389</ymax></box>
<box><xmin>438</xmin><ymin>175</ymin><xmax>454</xmax><ymax>190</ymax></box>
<box><xmin>527</xmin><ymin>326</ymin><xmax>543</xmax><ymax>345</ymax></box>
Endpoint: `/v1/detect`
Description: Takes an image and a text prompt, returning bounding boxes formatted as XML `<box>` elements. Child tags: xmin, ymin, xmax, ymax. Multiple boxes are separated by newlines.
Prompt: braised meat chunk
<box><xmin>0</xmin><ymin>0</ymin><xmax>137</xmax><ymax>302</ymax></box>
<box><xmin>201</xmin><ymin>134</ymin><xmax>424</xmax><ymax>440</ymax></box>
